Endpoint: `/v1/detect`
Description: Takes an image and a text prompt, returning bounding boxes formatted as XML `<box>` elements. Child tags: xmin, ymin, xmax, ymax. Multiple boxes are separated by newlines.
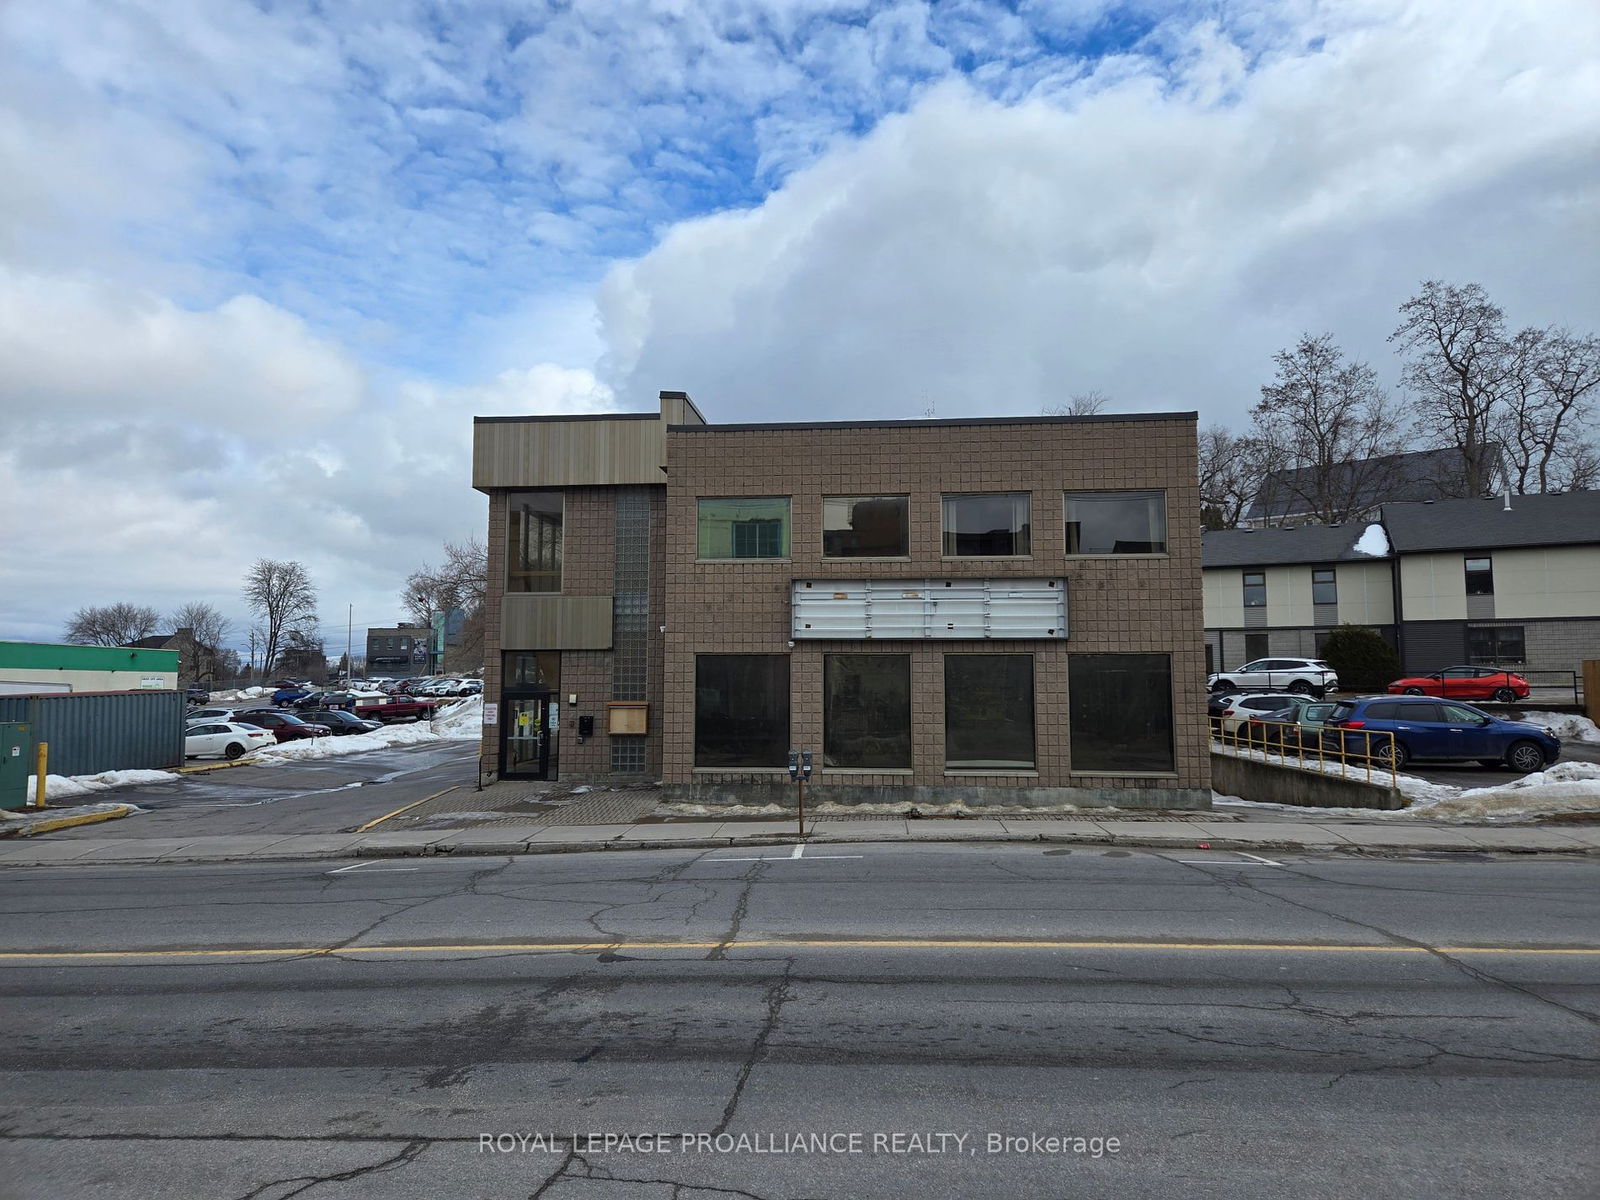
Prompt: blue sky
<box><xmin>1</xmin><ymin>0</ymin><xmax>1596</xmax><ymax>650</ymax></box>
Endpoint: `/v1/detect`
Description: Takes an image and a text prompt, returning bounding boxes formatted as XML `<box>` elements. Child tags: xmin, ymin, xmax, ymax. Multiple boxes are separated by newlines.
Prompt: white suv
<box><xmin>1208</xmin><ymin>657</ymin><xmax>1338</xmax><ymax>697</ymax></box>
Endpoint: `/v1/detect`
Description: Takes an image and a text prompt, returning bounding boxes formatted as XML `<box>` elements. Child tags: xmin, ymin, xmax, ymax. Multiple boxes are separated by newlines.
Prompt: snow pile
<box><xmin>209</xmin><ymin>686</ymin><xmax>269</xmax><ymax>703</ymax></box>
<box><xmin>431</xmin><ymin>695</ymin><xmax>483</xmax><ymax>739</ymax></box>
<box><xmin>254</xmin><ymin>723</ymin><xmax>448</xmax><ymax>763</ymax></box>
<box><xmin>1419</xmin><ymin>761</ymin><xmax>1600</xmax><ymax>823</ymax></box>
<box><xmin>24</xmin><ymin>770</ymin><xmax>176</xmax><ymax>801</ymax></box>
<box><xmin>1352</xmin><ymin>523</ymin><xmax>1390</xmax><ymax>556</ymax></box>
<box><xmin>1519</xmin><ymin>712</ymin><xmax>1600</xmax><ymax>744</ymax></box>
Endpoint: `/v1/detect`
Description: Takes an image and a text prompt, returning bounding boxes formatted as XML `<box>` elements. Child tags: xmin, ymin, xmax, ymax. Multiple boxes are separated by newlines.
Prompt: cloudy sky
<box><xmin>2</xmin><ymin>0</ymin><xmax>1596</xmax><ymax>655</ymax></box>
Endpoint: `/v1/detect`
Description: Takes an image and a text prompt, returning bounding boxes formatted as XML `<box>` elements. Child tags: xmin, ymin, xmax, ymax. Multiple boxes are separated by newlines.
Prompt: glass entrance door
<box><xmin>502</xmin><ymin>693</ymin><xmax>557</xmax><ymax>780</ymax></box>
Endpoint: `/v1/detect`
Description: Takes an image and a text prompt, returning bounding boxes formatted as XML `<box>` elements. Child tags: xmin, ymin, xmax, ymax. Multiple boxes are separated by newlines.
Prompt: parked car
<box><xmin>184</xmin><ymin>721</ymin><xmax>276</xmax><ymax>760</ymax></box>
<box><xmin>272</xmin><ymin>686</ymin><xmax>312</xmax><ymax>705</ymax></box>
<box><xmin>1386</xmin><ymin>666</ymin><xmax>1531</xmax><ymax>703</ymax></box>
<box><xmin>300</xmin><ymin>709</ymin><xmax>383</xmax><ymax>736</ymax></box>
<box><xmin>184</xmin><ymin>686</ymin><xmax>211</xmax><ymax>705</ymax></box>
<box><xmin>232</xmin><ymin>709</ymin><xmax>333</xmax><ymax>743</ymax></box>
<box><xmin>1243</xmin><ymin>700</ymin><xmax>1339</xmax><ymax>750</ymax></box>
<box><xmin>1321</xmin><ymin>696</ymin><xmax>1561</xmax><ymax>771</ymax></box>
<box><xmin>186</xmin><ymin>706</ymin><xmax>239</xmax><ymax>725</ymax></box>
<box><xmin>457</xmin><ymin>679</ymin><xmax>483</xmax><ymax>695</ymax></box>
<box><xmin>1208</xmin><ymin>657</ymin><xmax>1338</xmax><ymax>696</ymax></box>
<box><xmin>1210</xmin><ymin>693</ymin><xmax>1305</xmax><ymax>734</ymax></box>
<box><xmin>352</xmin><ymin>695</ymin><xmax>440</xmax><ymax>723</ymax></box>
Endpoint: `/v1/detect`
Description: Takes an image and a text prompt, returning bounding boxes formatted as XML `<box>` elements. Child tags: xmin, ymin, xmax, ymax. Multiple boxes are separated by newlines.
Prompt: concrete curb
<box><xmin>173</xmin><ymin>759</ymin><xmax>258</xmax><ymax>775</ymax></box>
<box><xmin>1</xmin><ymin>805</ymin><xmax>136</xmax><ymax>838</ymax></box>
<box><xmin>4</xmin><ymin>827</ymin><xmax>1595</xmax><ymax>865</ymax></box>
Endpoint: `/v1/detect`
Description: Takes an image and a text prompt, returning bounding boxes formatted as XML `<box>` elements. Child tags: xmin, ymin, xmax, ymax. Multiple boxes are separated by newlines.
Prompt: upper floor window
<box><xmin>1063</xmin><ymin>491</ymin><xmax>1167</xmax><ymax>555</ymax></box>
<box><xmin>507</xmin><ymin>492</ymin><xmax>562</xmax><ymax>592</ymax></box>
<box><xmin>698</xmin><ymin>497</ymin><xmax>790</xmax><ymax>559</ymax></box>
<box><xmin>942</xmin><ymin>493</ymin><xmax>1030</xmax><ymax>557</ymax></box>
<box><xmin>1312</xmin><ymin>568</ymin><xmax>1337</xmax><ymax>605</ymax></box>
<box><xmin>823</xmin><ymin>496</ymin><xmax>909</xmax><ymax>558</ymax></box>
<box><xmin>1465</xmin><ymin>556</ymin><xmax>1494</xmax><ymax>596</ymax></box>
<box><xmin>1243</xmin><ymin>571</ymin><xmax>1266</xmax><ymax>607</ymax></box>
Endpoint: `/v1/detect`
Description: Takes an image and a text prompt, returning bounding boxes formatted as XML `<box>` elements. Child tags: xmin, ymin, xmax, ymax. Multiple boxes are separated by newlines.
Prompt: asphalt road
<box><xmin>47</xmin><ymin>742</ymin><xmax>483</xmax><ymax>839</ymax></box>
<box><xmin>1</xmin><ymin>844</ymin><xmax>1595</xmax><ymax>1198</ymax></box>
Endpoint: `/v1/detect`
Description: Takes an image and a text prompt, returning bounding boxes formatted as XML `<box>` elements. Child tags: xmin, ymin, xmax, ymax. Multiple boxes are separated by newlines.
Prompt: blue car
<box><xmin>1323</xmin><ymin>696</ymin><xmax>1561</xmax><ymax>772</ymax></box>
<box><xmin>271</xmin><ymin>687</ymin><xmax>311</xmax><ymax>705</ymax></box>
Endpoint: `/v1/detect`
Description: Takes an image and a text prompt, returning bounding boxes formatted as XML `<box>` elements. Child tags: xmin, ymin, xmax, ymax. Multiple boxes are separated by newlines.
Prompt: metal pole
<box><xmin>33</xmin><ymin>741</ymin><xmax>48</xmax><ymax>809</ymax></box>
<box><xmin>347</xmin><ymin>604</ymin><xmax>353</xmax><ymax>682</ymax></box>
<box><xmin>797</xmin><ymin>775</ymin><xmax>805</xmax><ymax>842</ymax></box>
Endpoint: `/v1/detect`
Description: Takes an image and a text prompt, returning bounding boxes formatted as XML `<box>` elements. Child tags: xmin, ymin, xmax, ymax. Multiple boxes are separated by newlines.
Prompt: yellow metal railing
<box><xmin>1210</xmin><ymin>716</ymin><xmax>1398</xmax><ymax>789</ymax></box>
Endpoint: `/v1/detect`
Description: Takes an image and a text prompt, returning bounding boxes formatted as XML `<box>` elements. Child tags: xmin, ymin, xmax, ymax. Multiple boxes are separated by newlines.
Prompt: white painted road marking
<box><xmin>326</xmin><ymin>861</ymin><xmax>420</xmax><ymax>874</ymax></box>
<box><xmin>710</xmin><ymin>844</ymin><xmax>864</xmax><ymax>863</ymax></box>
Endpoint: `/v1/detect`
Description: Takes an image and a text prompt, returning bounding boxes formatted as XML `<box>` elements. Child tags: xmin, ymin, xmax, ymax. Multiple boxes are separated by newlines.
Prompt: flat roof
<box><xmin>668</xmin><ymin>411</ymin><xmax>1198</xmax><ymax>434</ymax></box>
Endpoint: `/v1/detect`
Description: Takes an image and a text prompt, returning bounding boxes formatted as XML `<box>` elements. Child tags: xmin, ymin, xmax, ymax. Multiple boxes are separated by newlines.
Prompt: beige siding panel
<box><xmin>473</xmin><ymin>419</ymin><xmax>666</xmax><ymax>489</ymax></box>
<box><xmin>1334</xmin><ymin>561</ymin><xmax>1395</xmax><ymax>625</ymax></box>
<box><xmin>1267</xmin><ymin>565</ymin><xmax>1313</xmax><ymax>627</ymax></box>
<box><xmin>1203</xmin><ymin>570</ymin><xmax>1244</xmax><ymax>628</ymax></box>
<box><xmin>1401</xmin><ymin>553</ymin><xmax>1467</xmax><ymax>621</ymax></box>
<box><xmin>1491</xmin><ymin>546</ymin><xmax>1600</xmax><ymax>619</ymax></box>
<box><xmin>502</xmin><ymin>594</ymin><xmax>615</xmax><ymax>650</ymax></box>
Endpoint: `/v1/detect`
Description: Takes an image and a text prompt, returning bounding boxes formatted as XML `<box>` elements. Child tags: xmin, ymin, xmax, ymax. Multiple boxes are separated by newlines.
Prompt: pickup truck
<box><xmin>352</xmin><ymin>695</ymin><xmax>440</xmax><ymax>723</ymax></box>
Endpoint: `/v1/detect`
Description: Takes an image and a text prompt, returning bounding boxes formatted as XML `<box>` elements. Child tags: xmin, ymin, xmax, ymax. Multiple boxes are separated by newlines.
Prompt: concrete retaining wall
<box><xmin>664</xmin><ymin>782</ymin><xmax>1213</xmax><ymax>811</ymax></box>
<box><xmin>1211</xmin><ymin>751</ymin><xmax>1403</xmax><ymax>811</ymax></box>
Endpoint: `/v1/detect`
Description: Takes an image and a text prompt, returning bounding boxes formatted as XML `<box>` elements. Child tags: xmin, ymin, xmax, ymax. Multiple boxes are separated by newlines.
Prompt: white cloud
<box><xmin>596</xmin><ymin>0</ymin><xmax>1600</xmax><ymax>419</ymax></box>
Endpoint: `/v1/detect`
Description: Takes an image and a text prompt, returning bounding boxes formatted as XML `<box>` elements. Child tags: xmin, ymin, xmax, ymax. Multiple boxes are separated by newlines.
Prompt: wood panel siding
<box><xmin>473</xmin><ymin>417</ymin><xmax>666</xmax><ymax>490</ymax></box>
<box><xmin>501</xmin><ymin>594</ymin><xmax>616</xmax><ymax>650</ymax></box>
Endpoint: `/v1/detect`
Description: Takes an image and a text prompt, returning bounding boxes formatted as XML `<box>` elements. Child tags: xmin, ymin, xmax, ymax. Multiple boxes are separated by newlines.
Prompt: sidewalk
<box><xmin>1</xmin><ymin>810</ymin><xmax>1596</xmax><ymax>866</ymax></box>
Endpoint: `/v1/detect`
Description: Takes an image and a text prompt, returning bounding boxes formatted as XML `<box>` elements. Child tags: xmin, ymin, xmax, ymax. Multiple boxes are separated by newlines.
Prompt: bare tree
<box><xmin>1250</xmin><ymin>333</ymin><xmax>1406</xmax><ymax>524</ymax></box>
<box><xmin>1525</xmin><ymin>328</ymin><xmax>1600</xmax><ymax>491</ymax></box>
<box><xmin>1041</xmin><ymin>390</ymin><xmax>1112</xmax><ymax>417</ymax></box>
<box><xmin>403</xmin><ymin>537</ymin><xmax>488</xmax><ymax>671</ymax></box>
<box><xmin>167</xmin><ymin>601</ymin><xmax>233</xmax><ymax>685</ymax></box>
<box><xmin>242</xmin><ymin>560</ymin><xmax>317</xmax><ymax>675</ymax></box>
<box><xmin>63</xmin><ymin>603</ymin><xmax>161</xmax><ymax>646</ymax></box>
<box><xmin>1198</xmin><ymin>425</ymin><xmax>1263</xmax><ymax>530</ymax></box>
<box><xmin>1391</xmin><ymin>281</ymin><xmax>1514</xmax><ymax>497</ymax></box>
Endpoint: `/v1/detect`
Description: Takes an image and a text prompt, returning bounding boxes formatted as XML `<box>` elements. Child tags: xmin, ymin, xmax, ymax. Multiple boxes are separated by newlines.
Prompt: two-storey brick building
<box><xmin>473</xmin><ymin>392</ymin><xmax>1209</xmax><ymax>810</ymax></box>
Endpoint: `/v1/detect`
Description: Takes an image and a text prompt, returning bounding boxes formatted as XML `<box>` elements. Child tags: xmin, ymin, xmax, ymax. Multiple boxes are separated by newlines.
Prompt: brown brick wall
<box><xmin>661</xmin><ymin>417</ymin><xmax>1208</xmax><ymax>794</ymax></box>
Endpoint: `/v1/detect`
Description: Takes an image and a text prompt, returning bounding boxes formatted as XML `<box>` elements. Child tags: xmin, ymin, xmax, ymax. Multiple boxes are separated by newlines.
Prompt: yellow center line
<box><xmin>352</xmin><ymin>786</ymin><xmax>460</xmax><ymax>833</ymax></box>
<box><xmin>0</xmin><ymin>938</ymin><xmax>1596</xmax><ymax>962</ymax></box>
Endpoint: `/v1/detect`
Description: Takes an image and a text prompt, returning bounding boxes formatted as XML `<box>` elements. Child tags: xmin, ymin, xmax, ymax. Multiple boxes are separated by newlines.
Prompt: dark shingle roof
<box><xmin>1244</xmin><ymin>446</ymin><xmax>1500</xmax><ymax>522</ymax></box>
<box><xmin>1202</xmin><ymin>523</ymin><xmax>1386</xmax><ymax>568</ymax></box>
<box><xmin>1380</xmin><ymin>492</ymin><xmax>1600</xmax><ymax>553</ymax></box>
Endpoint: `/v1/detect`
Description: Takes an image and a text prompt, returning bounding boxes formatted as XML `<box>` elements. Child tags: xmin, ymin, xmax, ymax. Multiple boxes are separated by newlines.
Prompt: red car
<box><xmin>235</xmin><ymin>710</ymin><xmax>334</xmax><ymax>742</ymax></box>
<box><xmin>1386</xmin><ymin>666</ymin><xmax>1530</xmax><ymax>703</ymax></box>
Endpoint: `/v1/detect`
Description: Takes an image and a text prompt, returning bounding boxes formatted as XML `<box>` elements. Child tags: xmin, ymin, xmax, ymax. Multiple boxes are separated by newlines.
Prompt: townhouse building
<box><xmin>1204</xmin><ymin>492</ymin><xmax>1600</xmax><ymax>678</ymax></box>
<box><xmin>473</xmin><ymin>392</ymin><xmax>1209</xmax><ymax>809</ymax></box>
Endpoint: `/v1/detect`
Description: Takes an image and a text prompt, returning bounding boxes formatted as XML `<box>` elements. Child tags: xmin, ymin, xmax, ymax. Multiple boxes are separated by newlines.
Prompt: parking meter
<box><xmin>800</xmin><ymin>749</ymin><xmax>813</xmax><ymax>780</ymax></box>
<box><xmin>788</xmin><ymin>750</ymin><xmax>800</xmax><ymax>781</ymax></box>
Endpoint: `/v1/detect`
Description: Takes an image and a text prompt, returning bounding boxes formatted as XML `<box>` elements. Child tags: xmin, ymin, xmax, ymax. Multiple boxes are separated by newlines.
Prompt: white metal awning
<box><xmin>791</xmin><ymin>578</ymin><xmax>1067</xmax><ymax>640</ymax></box>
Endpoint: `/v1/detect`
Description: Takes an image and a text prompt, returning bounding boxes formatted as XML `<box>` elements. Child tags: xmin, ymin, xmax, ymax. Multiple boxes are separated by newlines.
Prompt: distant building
<box><xmin>0</xmin><ymin>640</ymin><xmax>180</xmax><ymax>695</ymax></box>
<box><xmin>1204</xmin><ymin>491</ymin><xmax>1600</xmax><ymax>677</ymax></box>
<box><xmin>366</xmin><ymin>626</ymin><xmax>432</xmax><ymax>676</ymax></box>
<box><xmin>1243</xmin><ymin>446</ymin><xmax>1506</xmax><ymax>528</ymax></box>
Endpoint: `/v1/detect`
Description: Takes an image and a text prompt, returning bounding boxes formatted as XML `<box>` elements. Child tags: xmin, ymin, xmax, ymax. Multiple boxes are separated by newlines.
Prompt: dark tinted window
<box><xmin>1063</xmin><ymin>491</ymin><xmax>1166</xmax><ymax>555</ymax></box>
<box><xmin>824</xmin><ymin>655</ymin><xmax>911</xmax><ymax>768</ymax></box>
<box><xmin>823</xmin><ymin>497</ymin><xmax>909</xmax><ymax>558</ymax></box>
<box><xmin>694</xmin><ymin>655</ymin><xmax>789</xmax><ymax>768</ymax></box>
<box><xmin>1467</xmin><ymin>626</ymin><xmax>1525</xmax><ymax>664</ymax></box>
<box><xmin>1243</xmin><ymin>572</ymin><xmax>1266</xmax><ymax>607</ymax></box>
<box><xmin>942</xmin><ymin>494</ymin><xmax>1030</xmax><ymax>557</ymax></box>
<box><xmin>945</xmin><ymin>655</ymin><xmax>1035</xmax><ymax>769</ymax></box>
<box><xmin>1465</xmin><ymin>556</ymin><xmax>1493</xmax><ymax>596</ymax></box>
<box><xmin>1068</xmin><ymin>653</ymin><xmax>1175</xmax><ymax>774</ymax></box>
<box><xmin>1397</xmin><ymin>702</ymin><xmax>1444</xmax><ymax>722</ymax></box>
<box><xmin>1312</xmin><ymin>568</ymin><xmax>1337</xmax><ymax>605</ymax></box>
<box><xmin>1364</xmin><ymin>702</ymin><xmax>1401</xmax><ymax>719</ymax></box>
<box><xmin>508</xmin><ymin>491</ymin><xmax>563</xmax><ymax>592</ymax></box>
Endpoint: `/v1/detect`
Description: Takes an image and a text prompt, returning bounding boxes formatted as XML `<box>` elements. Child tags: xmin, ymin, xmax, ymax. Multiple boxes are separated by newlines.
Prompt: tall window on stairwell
<box><xmin>1465</xmin><ymin>556</ymin><xmax>1494</xmax><ymax>596</ymax></box>
<box><xmin>507</xmin><ymin>492</ymin><xmax>563</xmax><ymax>592</ymax></box>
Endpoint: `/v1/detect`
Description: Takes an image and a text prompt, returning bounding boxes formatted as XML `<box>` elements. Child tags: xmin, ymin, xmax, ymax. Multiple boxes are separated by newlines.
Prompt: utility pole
<box><xmin>346</xmin><ymin>604</ymin><xmax>353</xmax><ymax>682</ymax></box>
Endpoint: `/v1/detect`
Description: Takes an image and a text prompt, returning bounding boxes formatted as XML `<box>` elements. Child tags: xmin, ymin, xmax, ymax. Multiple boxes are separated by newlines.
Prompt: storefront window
<box><xmin>694</xmin><ymin>655</ymin><xmax>790</xmax><ymax>767</ymax></box>
<box><xmin>1064</xmin><ymin>491</ymin><xmax>1167</xmax><ymax>554</ymax></box>
<box><xmin>1069</xmin><ymin>654</ymin><xmax>1174</xmax><ymax>773</ymax></box>
<box><xmin>944</xmin><ymin>655</ymin><xmax>1035</xmax><ymax>769</ymax></box>
<box><xmin>825</xmin><ymin>655</ymin><xmax>911</xmax><ymax>768</ymax></box>
<box><xmin>823</xmin><ymin>496</ymin><xmax>909</xmax><ymax>558</ymax></box>
<box><xmin>942</xmin><ymin>494</ymin><xmax>1031</xmax><ymax>556</ymax></box>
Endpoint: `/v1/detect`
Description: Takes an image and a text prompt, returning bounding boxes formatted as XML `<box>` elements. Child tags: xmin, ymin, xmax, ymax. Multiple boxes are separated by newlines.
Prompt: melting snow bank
<box><xmin>1519</xmin><ymin>712</ymin><xmax>1600</xmax><ymax>744</ymax></box>
<box><xmin>23</xmin><ymin>770</ymin><xmax>174</xmax><ymax>801</ymax></box>
<box><xmin>1213</xmin><ymin>760</ymin><xmax>1600</xmax><ymax>823</ymax></box>
<box><xmin>254</xmin><ymin>696</ymin><xmax>483</xmax><ymax>764</ymax></box>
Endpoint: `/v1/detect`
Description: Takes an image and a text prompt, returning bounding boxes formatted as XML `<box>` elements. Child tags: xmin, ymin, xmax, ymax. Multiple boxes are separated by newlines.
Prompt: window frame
<box><xmin>940</xmin><ymin>492</ymin><xmax>1032</xmax><ymax>558</ymax></box>
<box><xmin>1062</xmin><ymin>489</ymin><xmax>1168</xmax><ymax>556</ymax></box>
<box><xmin>696</xmin><ymin>497</ymin><xmax>792</xmax><ymax>562</ymax></box>
<box><xmin>942</xmin><ymin>653</ymin><xmax>1036</xmax><ymax>771</ymax></box>
<box><xmin>506</xmin><ymin>491</ymin><xmax>564</xmax><ymax>593</ymax></box>
<box><xmin>821</xmin><ymin>495</ymin><xmax>911</xmax><ymax>560</ymax></box>
<box><xmin>1466</xmin><ymin>625</ymin><xmax>1525</xmax><ymax>666</ymax></box>
<box><xmin>1464</xmin><ymin>556</ymin><xmax>1494</xmax><ymax>596</ymax></box>
<box><xmin>692</xmin><ymin>653</ymin><xmax>791</xmax><ymax>769</ymax></box>
<box><xmin>1242</xmin><ymin>571</ymin><xmax>1267</xmax><ymax>608</ymax></box>
<box><xmin>823</xmin><ymin>653</ymin><xmax>913</xmax><ymax>770</ymax></box>
<box><xmin>1067</xmin><ymin>652</ymin><xmax>1176</xmax><ymax>776</ymax></box>
<box><xmin>1311</xmin><ymin>568</ymin><xmax>1337</xmax><ymax>606</ymax></box>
